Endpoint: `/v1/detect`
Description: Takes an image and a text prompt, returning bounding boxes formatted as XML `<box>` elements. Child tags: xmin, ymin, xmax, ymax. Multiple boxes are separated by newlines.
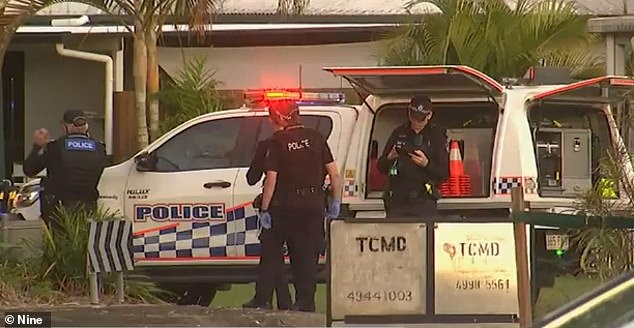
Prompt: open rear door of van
<box><xmin>529</xmin><ymin>76</ymin><xmax>634</xmax><ymax>104</ymax></box>
<box><xmin>323</xmin><ymin>65</ymin><xmax>504</xmax><ymax>111</ymax></box>
<box><xmin>528</xmin><ymin>75</ymin><xmax>634</xmax><ymax>138</ymax></box>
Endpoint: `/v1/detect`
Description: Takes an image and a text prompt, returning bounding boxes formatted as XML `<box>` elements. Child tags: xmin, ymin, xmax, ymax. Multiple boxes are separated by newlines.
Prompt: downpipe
<box><xmin>55</xmin><ymin>43</ymin><xmax>113</xmax><ymax>156</ymax></box>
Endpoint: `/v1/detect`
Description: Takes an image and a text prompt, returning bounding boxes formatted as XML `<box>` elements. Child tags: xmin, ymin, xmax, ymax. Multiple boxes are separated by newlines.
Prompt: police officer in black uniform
<box><xmin>259</xmin><ymin>99</ymin><xmax>341</xmax><ymax>312</ymax></box>
<box><xmin>378</xmin><ymin>95</ymin><xmax>449</xmax><ymax>219</ymax></box>
<box><xmin>23</xmin><ymin>110</ymin><xmax>108</xmax><ymax>230</ymax></box>
<box><xmin>242</xmin><ymin>129</ymin><xmax>293</xmax><ymax>310</ymax></box>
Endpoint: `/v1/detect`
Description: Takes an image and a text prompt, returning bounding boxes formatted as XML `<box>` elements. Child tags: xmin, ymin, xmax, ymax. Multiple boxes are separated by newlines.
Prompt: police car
<box><xmin>13</xmin><ymin>65</ymin><xmax>634</xmax><ymax>306</ymax></box>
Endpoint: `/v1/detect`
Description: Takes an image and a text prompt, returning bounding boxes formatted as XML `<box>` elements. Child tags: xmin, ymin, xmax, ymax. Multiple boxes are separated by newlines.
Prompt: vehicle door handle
<box><xmin>204</xmin><ymin>181</ymin><xmax>232</xmax><ymax>189</ymax></box>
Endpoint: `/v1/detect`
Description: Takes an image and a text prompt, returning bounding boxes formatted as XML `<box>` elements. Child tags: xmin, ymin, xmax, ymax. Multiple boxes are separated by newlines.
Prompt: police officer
<box><xmin>259</xmin><ymin>99</ymin><xmax>341</xmax><ymax>312</ymax></box>
<box><xmin>242</xmin><ymin>129</ymin><xmax>292</xmax><ymax>310</ymax></box>
<box><xmin>377</xmin><ymin>95</ymin><xmax>449</xmax><ymax>219</ymax></box>
<box><xmin>23</xmin><ymin>110</ymin><xmax>108</xmax><ymax>230</ymax></box>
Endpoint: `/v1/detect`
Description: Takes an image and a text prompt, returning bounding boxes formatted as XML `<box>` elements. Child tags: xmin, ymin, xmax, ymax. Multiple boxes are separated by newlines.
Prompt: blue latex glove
<box><xmin>258</xmin><ymin>210</ymin><xmax>272</xmax><ymax>229</ymax></box>
<box><xmin>326</xmin><ymin>199</ymin><xmax>341</xmax><ymax>219</ymax></box>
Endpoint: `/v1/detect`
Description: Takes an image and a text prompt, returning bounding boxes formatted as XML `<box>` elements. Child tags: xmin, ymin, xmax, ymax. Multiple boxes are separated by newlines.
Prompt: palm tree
<box><xmin>99</xmin><ymin>0</ymin><xmax>218</xmax><ymax>146</ymax></box>
<box><xmin>382</xmin><ymin>0</ymin><xmax>604</xmax><ymax>80</ymax></box>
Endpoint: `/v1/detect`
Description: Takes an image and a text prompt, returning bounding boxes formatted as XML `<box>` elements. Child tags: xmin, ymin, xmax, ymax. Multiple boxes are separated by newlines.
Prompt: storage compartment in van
<box><xmin>367</xmin><ymin>102</ymin><xmax>498</xmax><ymax>199</ymax></box>
<box><xmin>527</xmin><ymin>103</ymin><xmax>613</xmax><ymax>198</ymax></box>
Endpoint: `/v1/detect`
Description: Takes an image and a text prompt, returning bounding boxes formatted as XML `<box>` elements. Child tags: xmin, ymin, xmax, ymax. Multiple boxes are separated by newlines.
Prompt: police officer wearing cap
<box><xmin>378</xmin><ymin>95</ymin><xmax>449</xmax><ymax>219</ymax></box>
<box><xmin>23</xmin><ymin>110</ymin><xmax>108</xmax><ymax>230</ymax></box>
<box><xmin>242</xmin><ymin>127</ymin><xmax>292</xmax><ymax>310</ymax></box>
<box><xmin>259</xmin><ymin>99</ymin><xmax>341</xmax><ymax>312</ymax></box>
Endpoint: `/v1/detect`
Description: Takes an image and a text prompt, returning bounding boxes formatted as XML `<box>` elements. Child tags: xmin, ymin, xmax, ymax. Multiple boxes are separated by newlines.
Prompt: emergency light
<box><xmin>244</xmin><ymin>89</ymin><xmax>346</xmax><ymax>107</ymax></box>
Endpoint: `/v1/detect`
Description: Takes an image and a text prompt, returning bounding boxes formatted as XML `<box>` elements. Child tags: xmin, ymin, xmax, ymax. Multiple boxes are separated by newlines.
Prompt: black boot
<box><xmin>242</xmin><ymin>298</ymin><xmax>272</xmax><ymax>310</ymax></box>
<box><xmin>290</xmin><ymin>302</ymin><xmax>315</xmax><ymax>312</ymax></box>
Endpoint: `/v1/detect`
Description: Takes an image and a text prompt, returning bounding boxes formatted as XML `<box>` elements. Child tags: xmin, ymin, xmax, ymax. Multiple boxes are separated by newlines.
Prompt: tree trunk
<box><xmin>146</xmin><ymin>29</ymin><xmax>160</xmax><ymax>142</ymax></box>
<box><xmin>133</xmin><ymin>27</ymin><xmax>149</xmax><ymax>148</ymax></box>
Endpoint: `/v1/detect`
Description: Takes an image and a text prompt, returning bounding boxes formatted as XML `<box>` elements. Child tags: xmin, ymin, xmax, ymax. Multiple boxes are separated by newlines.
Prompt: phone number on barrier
<box><xmin>346</xmin><ymin>290</ymin><xmax>413</xmax><ymax>302</ymax></box>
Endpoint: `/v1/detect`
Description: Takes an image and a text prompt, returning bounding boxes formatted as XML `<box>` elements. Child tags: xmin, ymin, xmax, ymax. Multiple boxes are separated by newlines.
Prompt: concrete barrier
<box><xmin>0</xmin><ymin>214</ymin><xmax>44</xmax><ymax>260</ymax></box>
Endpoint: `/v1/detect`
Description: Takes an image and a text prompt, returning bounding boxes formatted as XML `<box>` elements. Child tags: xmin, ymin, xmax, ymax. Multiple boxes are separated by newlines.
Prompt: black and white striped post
<box><xmin>87</xmin><ymin>219</ymin><xmax>134</xmax><ymax>304</ymax></box>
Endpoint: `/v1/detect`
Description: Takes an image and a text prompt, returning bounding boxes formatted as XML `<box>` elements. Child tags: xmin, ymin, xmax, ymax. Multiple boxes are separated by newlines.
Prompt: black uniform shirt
<box><xmin>23</xmin><ymin>133</ymin><xmax>107</xmax><ymax>201</ymax></box>
<box><xmin>246</xmin><ymin>139</ymin><xmax>275</xmax><ymax>186</ymax></box>
<box><xmin>377</xmin><ymin>123</ymin><xmax>449</xmax><ymax>196</ymax></box>
<box><xmin>264</xmin><ymin>125</ymin><xmax>334</xmax><ymax>193</ymax></box>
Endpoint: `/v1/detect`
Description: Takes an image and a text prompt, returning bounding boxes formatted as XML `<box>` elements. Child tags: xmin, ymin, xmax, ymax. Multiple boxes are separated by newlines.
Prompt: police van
<box><xmin>13</xmin><ymin>65</ymin><xmax>634</xmax><ymax>306</ymax></box>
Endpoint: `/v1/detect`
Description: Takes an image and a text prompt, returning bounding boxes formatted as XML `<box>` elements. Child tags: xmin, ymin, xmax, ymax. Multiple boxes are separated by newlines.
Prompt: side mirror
<box><xmin>135</xmin><ymin>151</ymin><xmax>155</xmax><ymax>172</ymax></box>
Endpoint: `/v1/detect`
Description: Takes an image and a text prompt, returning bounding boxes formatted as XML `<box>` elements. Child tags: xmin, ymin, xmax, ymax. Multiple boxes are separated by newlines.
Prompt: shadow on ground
<box><xmin>0</xmin><ymin>304</ymin><xmax>326</xmax><ymax>327</ymax></box>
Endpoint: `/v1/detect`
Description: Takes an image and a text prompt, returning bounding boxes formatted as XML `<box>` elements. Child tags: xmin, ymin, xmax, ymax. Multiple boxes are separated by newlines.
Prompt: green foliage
<box><xmin>571</xmin><ymin>143</ymin><xmax>634</xmax><ymax>281</ymax></box>
<box><xmin>0</xmin><ymin>205</ymin><xmax>170</xmax><ymax>305</ymax></box>
<box><xmin>381</xmin><ymin>0</ymin><xmax>604</xmax><ymax>79</ymax></box>
<box><xmin>155</xmin><ymin>56</ymin><xmax>224</xmax><ymax>135</ymax></box>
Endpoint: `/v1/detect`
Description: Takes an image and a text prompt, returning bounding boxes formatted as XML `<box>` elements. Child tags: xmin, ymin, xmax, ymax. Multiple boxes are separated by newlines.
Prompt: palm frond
<box><xmin>385</xmin><ymin>0</ymin><xmax>597</xmax><ymax>80</ymax></box>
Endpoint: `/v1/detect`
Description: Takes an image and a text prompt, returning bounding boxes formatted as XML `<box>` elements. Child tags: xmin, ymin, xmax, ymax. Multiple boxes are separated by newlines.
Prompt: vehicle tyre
<box><xmin>159</xmin><ymin>283</ymin><xmax>217</xmax><ymax>307</ymax></box>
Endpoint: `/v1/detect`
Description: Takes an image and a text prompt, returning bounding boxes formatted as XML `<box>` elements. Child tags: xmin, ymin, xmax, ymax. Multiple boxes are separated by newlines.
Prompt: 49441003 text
<box><xmin>346</xmin><ymin>290</ymin><xmax>414</xmax><ymax>303</ymax></box>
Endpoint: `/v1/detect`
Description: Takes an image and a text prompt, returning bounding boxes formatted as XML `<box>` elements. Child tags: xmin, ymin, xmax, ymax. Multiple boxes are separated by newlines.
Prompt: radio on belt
<box><xmin>535</xmin><ymin>127</ymin><xmax>592</xmax><ymax>198</ymax></box>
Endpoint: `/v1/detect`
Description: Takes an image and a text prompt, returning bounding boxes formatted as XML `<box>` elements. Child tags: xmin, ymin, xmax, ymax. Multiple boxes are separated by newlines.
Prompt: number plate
<box><xmin>546</xmin><ymin>234</ymin><xmax>569</xmax><ymax>251</ymax></box>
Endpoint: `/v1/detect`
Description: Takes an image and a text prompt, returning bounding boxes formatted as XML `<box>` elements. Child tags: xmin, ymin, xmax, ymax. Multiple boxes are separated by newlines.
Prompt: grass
<box><xmin>212</xmin><ymin>275</ymin><xmax>601</xmax><ymax>319</ymax></box>
<box><xmin>212</xmin><ymin>283</ymin><xmax>328</xmax><ymax>313</ymax></box>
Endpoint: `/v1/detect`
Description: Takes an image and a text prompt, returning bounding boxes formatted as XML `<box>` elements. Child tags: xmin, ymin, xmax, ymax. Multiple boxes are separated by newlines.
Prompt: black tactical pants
<box><xmin>253</xmin><ymin>207</ymin><xmax>292</xmax><ymax>309</ymax></box>
<box><xmin>262</xmin><ymin>193</ymin><xmax>325</xmax><ymax>312</ymax></box>
<box><xmin>41</xmin><ymin>194</ymin><xmax>97</xmax><ymax>233</ymax></box>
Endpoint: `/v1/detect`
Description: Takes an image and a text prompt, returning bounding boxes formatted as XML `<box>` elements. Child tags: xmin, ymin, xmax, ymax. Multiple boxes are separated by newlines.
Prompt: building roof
<box><xmin>34</xmin><ymin>0</ymin><xmax>441</xmax><ymax>16</ymax></box>
<box><xmin>588</xmin><ymin>16</ymin><xmax>634</xmax><ymax>33</ymax></box>
<box><xmin>34</xmin><ymin>0</ymin><xmax>633</xmax><ymax>17</ymax></box>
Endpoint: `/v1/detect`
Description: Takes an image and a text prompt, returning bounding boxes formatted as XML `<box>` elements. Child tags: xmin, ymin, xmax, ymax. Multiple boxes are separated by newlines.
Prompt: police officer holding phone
<box><xmin>259</xmin><ymin>99</ymin><xmax>341</xmax><ymax>312</ymax></box>
<box><xmin>377</xmin><ymin>95</ymin><xmax>449</xmax><ymax>219</ymax></box>
<box><xmin>23</xmin><ymin>110</ymin><xmax>107</xmax><ymax>230</ymax></box>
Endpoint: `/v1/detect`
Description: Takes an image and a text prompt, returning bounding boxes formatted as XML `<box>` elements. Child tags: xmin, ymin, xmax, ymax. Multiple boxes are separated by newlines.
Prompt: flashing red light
<box><xmin>263</xmin><ymin>90</ymin><xmax>302</xmax><ymax>100</ymax></box>
<box><xmin>244</xmin><ymin>89</ymin><xmax>345</xmax><ymax>106</ymax></box>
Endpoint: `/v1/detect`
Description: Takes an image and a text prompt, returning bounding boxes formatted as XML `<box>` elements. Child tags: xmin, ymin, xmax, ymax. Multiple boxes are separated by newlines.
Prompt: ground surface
<box><xmin>0</xmin><ymin>305</ymin><xmax>325</xmax><ymax>327</ymax></box>
<box><xmin>212</xmin><ymin>276</ymin><xmax>601</xmax><ymax>318</ymax></box>
<box><xmin>0</xmin><ymin>275</ymin><xmax>600</xmax><ymax>327</ymax></box>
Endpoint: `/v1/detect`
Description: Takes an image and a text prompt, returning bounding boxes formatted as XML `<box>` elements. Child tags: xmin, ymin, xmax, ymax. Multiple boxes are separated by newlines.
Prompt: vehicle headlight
<box><xmin>13</xmin><ymin>185</ymin><xmax>42</xmax><ymax>208</ymax></box>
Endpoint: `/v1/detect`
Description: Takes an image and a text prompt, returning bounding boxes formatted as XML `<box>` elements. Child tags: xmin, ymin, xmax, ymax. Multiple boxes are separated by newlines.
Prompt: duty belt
<box><xmin>288</xmin><ymin>186</ymin><xmax>322</xmax><ymax>196</ymax></box>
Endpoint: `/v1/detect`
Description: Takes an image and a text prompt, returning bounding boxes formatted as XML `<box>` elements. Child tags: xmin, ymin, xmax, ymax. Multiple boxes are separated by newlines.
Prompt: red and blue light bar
<box><xmin>244</xmin><ymin>89</ymin><xmax>346</xmax><ymax>106</ymax></box>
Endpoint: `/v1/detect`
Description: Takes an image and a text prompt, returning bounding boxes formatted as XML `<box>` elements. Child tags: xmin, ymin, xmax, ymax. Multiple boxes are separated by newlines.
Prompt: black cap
<box><xmin>268</xmin><ymin>99</ymin><xmax>299</xmax><ymax>119</ymax></box>
<box><xmin>62</xmin><ymin>109</ymin><xmax>88</xmax><ymax>126</ymax></box>
<box><xmin>409</xmin><ymin>95</ymin><xmax>433</xmax><ymax>120</ymax></box>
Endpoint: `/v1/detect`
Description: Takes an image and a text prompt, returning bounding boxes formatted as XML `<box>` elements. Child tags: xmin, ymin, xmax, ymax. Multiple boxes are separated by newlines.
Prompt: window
<box><xmin>150</xmin><ymin>115</ymin><xmax>333</xmax><ymax>173</ymax></box>
<box><xmin>256</xmin><ymin>115</ymin><xmax>334</xmax><ymax>141</ymax></box>
<box><xmin>152</xmin><ymin>117</ymin><xmax>259</xmax><ymax>172</ymax></box>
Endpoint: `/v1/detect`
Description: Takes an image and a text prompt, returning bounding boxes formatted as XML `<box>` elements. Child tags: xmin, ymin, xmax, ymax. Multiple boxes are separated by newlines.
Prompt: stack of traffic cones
<box><xmin>439</xmin><ymin>140</ymin><xmax>472</xmax><ymax>197</ymax></box>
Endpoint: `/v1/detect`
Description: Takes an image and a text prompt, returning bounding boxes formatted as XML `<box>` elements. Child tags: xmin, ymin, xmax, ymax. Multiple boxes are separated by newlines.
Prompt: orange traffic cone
<box><xmin>439</xmin><ymin>140</ymin><xmax>472</xmax><ymax>197</ymax></box>
<box><xmin>448</xmin><ymin>141</ymin><xmax>464</xmax><ymax>177</ymax></box>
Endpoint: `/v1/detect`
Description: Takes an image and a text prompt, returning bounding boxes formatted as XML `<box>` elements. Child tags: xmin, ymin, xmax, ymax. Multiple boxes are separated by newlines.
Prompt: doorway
<box><xmin>2</xmin><ymin>51</ymin><xmax>25</xmax><ymax>181</ymax></box>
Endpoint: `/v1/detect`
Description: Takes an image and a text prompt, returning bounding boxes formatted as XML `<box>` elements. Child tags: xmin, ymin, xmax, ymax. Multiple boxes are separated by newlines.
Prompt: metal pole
<box><xmin>88</xmin><ymin>253</ymin><xmax>100</xmax><ymax>305</ymax></box>
<box><xmin>89</xmin><ymin>272</ymin><xmax>99</xmax><ymax>304</ymax></box>
<box><xmin>1</xmin><ymin>213</ymin><xmax>9</xmax><ymax>256</ymax></box>
<box><xmin>116</xmin><ymin>271</ymin><xmax>125</xmax><ymax>303</ymax></box>
<box><xmin>606</xmin><ymin>34</ymin><xmax>616</xmax><ymax>75</ymax></box>
<box><xmin>512</xmin><ymin>187</ymin><xmax>533</xmax><ymax>327</ymax></box>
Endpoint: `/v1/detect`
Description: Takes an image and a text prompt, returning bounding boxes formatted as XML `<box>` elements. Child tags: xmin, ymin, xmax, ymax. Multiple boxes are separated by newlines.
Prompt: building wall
<box><xmin>7</xmin><ymin>37</ymin><xmax>120</xmax><ymax>179</ymax></box>
<box><xmin>158</xmin><ymin>41</ymin><xmax>385</xmax><ymax>91</ymax></box>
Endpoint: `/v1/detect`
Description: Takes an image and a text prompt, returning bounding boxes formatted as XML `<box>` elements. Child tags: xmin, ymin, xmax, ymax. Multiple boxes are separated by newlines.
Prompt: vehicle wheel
<box><xmin>159</xmin><ymin>284</ymin><xmax>217</xmax><ymax>307</ymax></box>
